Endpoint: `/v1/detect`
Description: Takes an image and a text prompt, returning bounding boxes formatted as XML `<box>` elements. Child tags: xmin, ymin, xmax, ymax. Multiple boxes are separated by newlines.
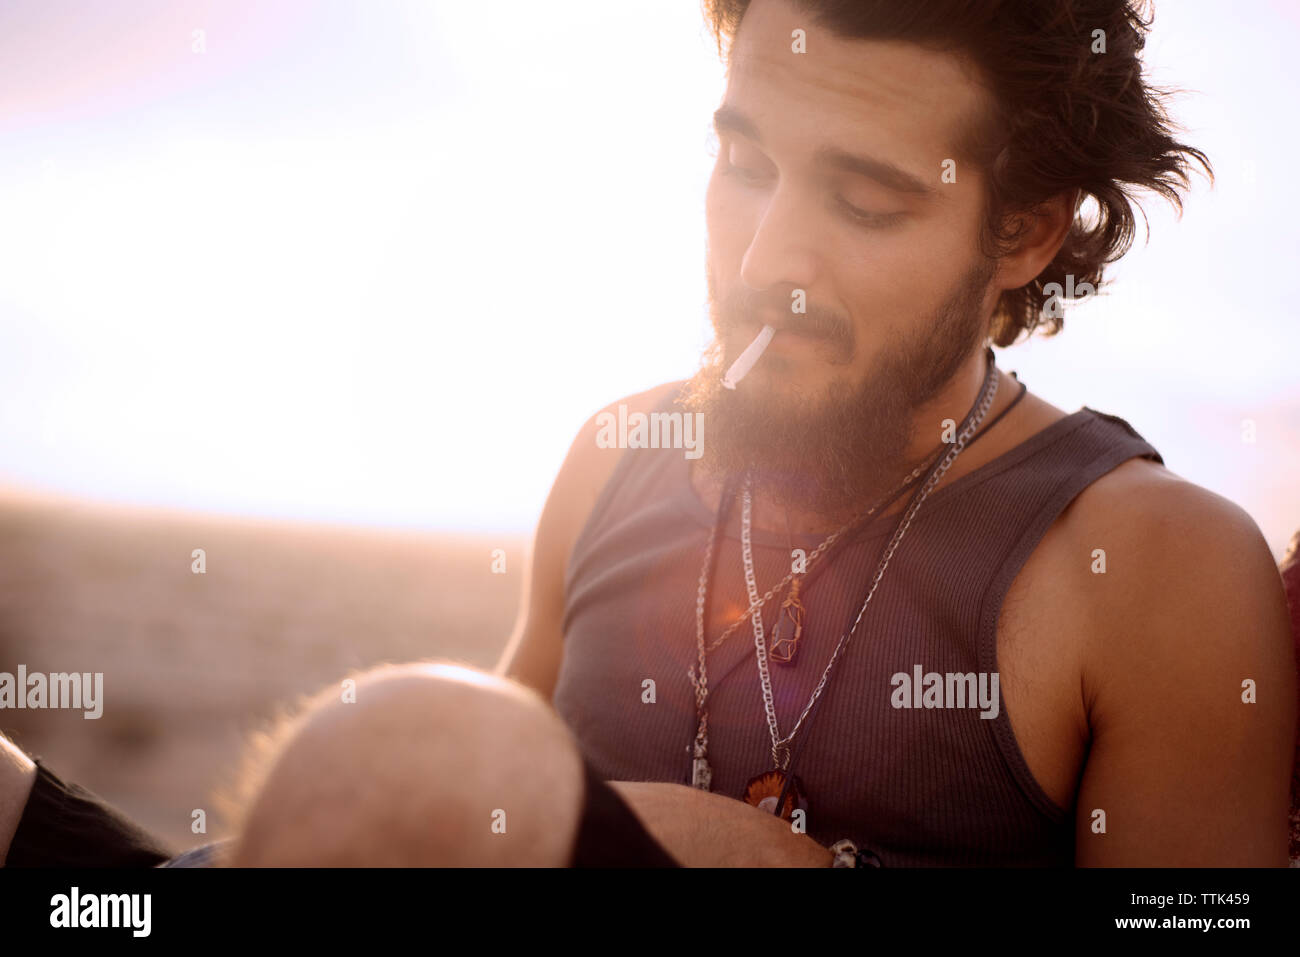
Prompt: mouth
<box><xmin>738</xmin><ymin>317</ymin><xmax>827</xmax><ymax>340</ymax></box>
<box><xmin>733</xmin><ymin>320</ymin><xmax>835</xmax><ymax>357</ymax></box>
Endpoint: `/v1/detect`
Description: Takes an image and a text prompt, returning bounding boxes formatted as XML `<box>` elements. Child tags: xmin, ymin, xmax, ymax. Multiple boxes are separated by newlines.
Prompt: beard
<box><xmin>679</xmin><ymin>257</ymin><xmax>995</xmax><ymax>521</ymax></box>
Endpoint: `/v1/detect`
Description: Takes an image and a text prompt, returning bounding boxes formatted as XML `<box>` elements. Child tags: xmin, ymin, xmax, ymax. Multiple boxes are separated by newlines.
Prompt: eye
<box><xmin>834</xmin><ymin>196</ymin><xmax>905</xmax><ymax>229</ymax></box>
<box><xmin>718</xmin><ymin>140</ymin><xmax>772</xmax><ymax>185</ymax></box>
<box><xmin>721</xmin><ymin>160</ymin><xmax>763</xmax><ymax>184</ymax></box>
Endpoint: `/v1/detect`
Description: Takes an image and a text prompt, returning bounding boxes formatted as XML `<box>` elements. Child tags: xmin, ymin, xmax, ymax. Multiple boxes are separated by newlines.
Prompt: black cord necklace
<box><xmin>700</xmin><ymin>357</ymin><xmax>1025</xmax><ymax>699</ymax></box>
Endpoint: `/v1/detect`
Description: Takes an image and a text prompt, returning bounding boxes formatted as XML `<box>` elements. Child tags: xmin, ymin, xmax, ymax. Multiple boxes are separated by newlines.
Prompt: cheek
<box><xmin>829</xmin><ymin>254</ymin><xmax>944</xmax><ymax>370</ymax></box>
<box><xmin>840</xmin><ymin>215</ymin><xmax>979</xmax><ymax>319</ymax></box>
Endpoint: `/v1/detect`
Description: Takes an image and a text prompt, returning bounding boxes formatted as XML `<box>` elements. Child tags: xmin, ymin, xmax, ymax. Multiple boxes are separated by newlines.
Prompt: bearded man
<box><xmin>2</xmin><ymin>0</ymin><xmax>1294</xmax><ymax>869</ymax></box>
<box><xmin>494</xmin><ymin>0</ymin><xmax>1296</xmax><ymax>867</ymax></box>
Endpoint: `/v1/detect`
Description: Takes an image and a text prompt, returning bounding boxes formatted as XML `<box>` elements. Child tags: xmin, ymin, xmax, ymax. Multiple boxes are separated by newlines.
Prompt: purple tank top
<box><xmin>552</xmin><ymin>382</ymin><xmax>1163</xmax><ymax>866</ymax></box>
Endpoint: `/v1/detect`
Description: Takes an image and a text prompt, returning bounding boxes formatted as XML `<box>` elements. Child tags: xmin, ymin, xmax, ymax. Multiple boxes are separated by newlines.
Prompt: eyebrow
<box><xmin>712</xmin><ymin>104</ymin><xmax>934</xmax><ymax>196</ymax></box>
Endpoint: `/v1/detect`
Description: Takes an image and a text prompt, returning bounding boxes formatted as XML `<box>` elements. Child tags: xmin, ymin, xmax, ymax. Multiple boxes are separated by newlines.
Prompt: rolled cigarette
<box><xmin>722</xmin><ymin>324</ymin><xmax>776</xmax><ymax>390</ymax></box>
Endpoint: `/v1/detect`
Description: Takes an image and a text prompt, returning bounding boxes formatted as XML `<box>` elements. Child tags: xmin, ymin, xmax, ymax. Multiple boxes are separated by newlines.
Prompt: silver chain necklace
<box><xmin>687</xmin><ymin>353</ymin><xmax>1000</xmax><ymax>816</ymax></box>
<box><xmin>694</xmin><ymin>453</ymin><xmax>934</xmax><ymax>659</ymax></box>
<box><xmin>684</xmin><ymin>456</ymin><xmax>934</xmax><ymax>787</ymax></box>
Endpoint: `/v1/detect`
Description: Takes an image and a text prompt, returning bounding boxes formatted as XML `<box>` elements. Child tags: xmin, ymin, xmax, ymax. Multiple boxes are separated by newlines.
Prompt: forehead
<box><xmin>725</xmin><ymin>0</ymin><xmax>992</xmax><ymax>167</ymax></box>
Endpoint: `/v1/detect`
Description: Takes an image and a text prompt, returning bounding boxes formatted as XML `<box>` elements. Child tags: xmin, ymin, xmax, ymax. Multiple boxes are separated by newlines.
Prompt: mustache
<box><xmin>717</xmin><ymin>288</ymin><xmax>855</xmax><ymax>353</ymax></box>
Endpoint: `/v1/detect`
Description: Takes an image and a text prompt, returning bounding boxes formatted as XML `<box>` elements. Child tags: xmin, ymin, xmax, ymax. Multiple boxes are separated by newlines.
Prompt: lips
<box><xmin>737</xmin><ymin>318</ymin><xmax>828</xmax><ymax>341</ymax></box>
<box><xmin>778</xmin><ymin>324</ymin><xmax>828</xmax><ymax>340</ymax></box>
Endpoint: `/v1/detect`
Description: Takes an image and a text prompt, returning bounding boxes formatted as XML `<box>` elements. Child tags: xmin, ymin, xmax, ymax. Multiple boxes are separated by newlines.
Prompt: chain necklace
<box><xmin>694</xmin><ymin>452</ymin><xmax>937</xmax><ymax>658</ymax></box>
<box><xmin>684</xmin><ymin>451</ymin><xmax>939</xmax><ymax>793</ymax></box>
<box><xmin>687</xmin><ymin>350</ymin><xmax>1001</xmax><ymax>816</ymax></box>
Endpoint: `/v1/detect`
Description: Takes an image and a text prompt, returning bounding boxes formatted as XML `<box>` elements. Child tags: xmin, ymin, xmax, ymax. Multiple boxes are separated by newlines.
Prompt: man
<box><xmin>494</xmin><ymin>0</ymin><xmax>1295</xmax><ymax>866</ymax></box>
<box><xmin>3</xmin><ymin>0</ymin><xmax>1296</xmax><ymax>867</ymax></box>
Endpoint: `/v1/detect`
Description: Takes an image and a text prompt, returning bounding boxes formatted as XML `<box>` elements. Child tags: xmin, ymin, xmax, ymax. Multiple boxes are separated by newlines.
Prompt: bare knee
<box><xmin>228</xmin><ymin>662</ymin><xmax>585</xmax><ymax>866</ymax></box>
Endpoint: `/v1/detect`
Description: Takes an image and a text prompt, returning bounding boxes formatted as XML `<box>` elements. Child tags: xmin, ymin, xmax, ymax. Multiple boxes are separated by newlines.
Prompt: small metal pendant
<box><xmin>769</xmin><ymin>578</ymin><xmax>805</xmax><ymax>665</ymax></box>
<box><xmin>743</xmin><ymin>769</ymin><xmax>807</xmax><ymax>821</ymax></box>
<box><xmin>690</xmin><ymin>716</ymin><xmax>713</xmax><ymax>790</ymax></box>
<box><xmin>691</xmin><ymin>756</ymin><xmax>713</xmax><ymax>791</ymax></box>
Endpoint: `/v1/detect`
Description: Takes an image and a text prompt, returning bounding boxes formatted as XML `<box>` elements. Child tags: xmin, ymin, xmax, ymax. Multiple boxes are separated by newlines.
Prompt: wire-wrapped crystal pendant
<box><xmin>768</xmin><ymin>577</ymin><xmax>805</xmax><ymax>665</ymax></box>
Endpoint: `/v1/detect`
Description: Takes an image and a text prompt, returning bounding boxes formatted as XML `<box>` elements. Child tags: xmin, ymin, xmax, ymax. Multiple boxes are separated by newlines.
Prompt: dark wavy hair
<box><xmin>701</xmin><ymin>0</ymin><xmax>1212</xmax><ymax>346</ymax></box>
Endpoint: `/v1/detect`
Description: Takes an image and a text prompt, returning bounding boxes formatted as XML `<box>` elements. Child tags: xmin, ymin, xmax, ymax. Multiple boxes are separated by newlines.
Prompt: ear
<box><xmin>991</xmin><ymin>189</ymin><xmax>1078</xmax><ymax>292</ymax></box>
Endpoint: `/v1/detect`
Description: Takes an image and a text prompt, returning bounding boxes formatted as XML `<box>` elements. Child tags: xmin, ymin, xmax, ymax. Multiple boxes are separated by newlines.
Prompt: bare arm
<box><xmin>491</xmin><ymin>417</ymin><xmax>595</xmax><ymax>700</ymax></box>
<box><xmin>0</xmin><ymin>733</ymin><xmax>37</xmax><ymax>865</ymax></box>
<box><xmin>1075</xmin><ymin>488</ymin><xmax>1297</xmax><ymax>866</ymax></box>
<box><xmin>496</xmin><ymin>383</ymin><xmax>680</xmax><ymax>700</ymax></box>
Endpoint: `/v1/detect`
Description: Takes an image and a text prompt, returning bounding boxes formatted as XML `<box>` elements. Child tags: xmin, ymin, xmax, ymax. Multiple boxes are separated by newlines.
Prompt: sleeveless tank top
<box><xmin>552</xmin><ymin>382</ymin><xmax>1164</xmax><ymax>866</ymax></box>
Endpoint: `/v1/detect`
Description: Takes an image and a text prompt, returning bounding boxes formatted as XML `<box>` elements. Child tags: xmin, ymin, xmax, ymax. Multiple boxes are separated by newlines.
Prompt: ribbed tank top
<box><xmin>552</xmin><ymin>382</ymin><xmax>1164</xmax><ymax>866</ymax></box>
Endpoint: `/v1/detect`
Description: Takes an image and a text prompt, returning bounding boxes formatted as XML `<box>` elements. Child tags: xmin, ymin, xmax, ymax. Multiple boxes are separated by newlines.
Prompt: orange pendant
<box><xmin>742</xmin><ymin>770</ymin><xmax>807</xmax><ymax>821</ymax></box>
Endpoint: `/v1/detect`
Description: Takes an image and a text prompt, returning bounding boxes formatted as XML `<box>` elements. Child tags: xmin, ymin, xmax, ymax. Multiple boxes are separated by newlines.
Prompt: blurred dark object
<box><xmin>1280</xmin><ymin>529</ymin><xmax>1300</xmax><ymax>864</ymax></box>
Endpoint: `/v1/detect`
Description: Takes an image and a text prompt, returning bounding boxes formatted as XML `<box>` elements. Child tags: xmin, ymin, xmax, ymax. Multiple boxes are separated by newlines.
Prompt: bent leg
<box><xmin>228</xmin><ymin>662</ymin><xmax>586</xmax><ymax>867</ymax></box>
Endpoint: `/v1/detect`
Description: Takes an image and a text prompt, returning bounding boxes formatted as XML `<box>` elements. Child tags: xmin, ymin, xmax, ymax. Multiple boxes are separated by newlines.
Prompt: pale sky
<box><xmin>1</xmin><ymin>0</ymin><xmax>1297</xmax><ymax>558</ymax></box>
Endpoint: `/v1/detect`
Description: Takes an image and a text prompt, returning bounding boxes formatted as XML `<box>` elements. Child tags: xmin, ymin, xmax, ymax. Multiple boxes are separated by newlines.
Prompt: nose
<box><xmin>738</xmin><ymin>179</ymin><xmax>820</xmax><ymax>298</ymax></box>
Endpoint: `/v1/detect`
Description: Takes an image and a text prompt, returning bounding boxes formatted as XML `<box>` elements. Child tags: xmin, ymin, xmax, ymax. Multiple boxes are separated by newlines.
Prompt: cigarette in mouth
<box><xmin>721</xmin><ymin>324</ymin><xmax>777</xmax><ymax>390</ymax></box>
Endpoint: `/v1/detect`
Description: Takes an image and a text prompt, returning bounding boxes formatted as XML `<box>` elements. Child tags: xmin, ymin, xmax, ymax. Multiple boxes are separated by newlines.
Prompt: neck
<box><xmin>691</xmin><ymin>348</ymin><xmax>1017</xmax><ymax>538</ymax></box>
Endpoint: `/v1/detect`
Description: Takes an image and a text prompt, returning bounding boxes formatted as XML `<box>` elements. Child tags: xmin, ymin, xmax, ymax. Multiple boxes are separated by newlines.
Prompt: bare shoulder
<box><xmin>1051</xmin><ymin>456</ymin><xmax>1294</xmax><ymax>717</ymax></box>
<box><xmin>496</xmin><ymin>380</ymin><xmax>686</xmax><ymax>691</ymax></box>
<box><xmin>1062</xmin><ymin>456</ymin><xmax>1276</xmax><ymax>587</ymax></box>
<box><xmin>1052</xmin><ymin>458</ymin><xmax>1296</xmax><ymax>865</ymax></box>
<box><xmin>543</xmin><ymin>382</ymin><xmax>686</xmax><ymax>556</ymax></box>
<box><xmin>557</xmin><ymin>381</ymin><xmax>685</xmax><ymax>521</ymax></box>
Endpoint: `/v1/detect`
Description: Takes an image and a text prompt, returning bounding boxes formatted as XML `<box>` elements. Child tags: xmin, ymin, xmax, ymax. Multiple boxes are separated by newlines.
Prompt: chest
<box><xmin>556</xmin><ymin>500</ymin><xmax>1086</xmax><ymax>862</ymax></box>
<box><xmin>691</xmin><ymin>513</ymin><xmax>1093</xmax><ymax>814</ymax></box>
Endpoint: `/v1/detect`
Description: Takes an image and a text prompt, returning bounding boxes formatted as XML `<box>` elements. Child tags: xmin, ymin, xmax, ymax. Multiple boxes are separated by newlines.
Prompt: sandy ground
<box><xmin>0</xmin><ymin>486</ymin><xmax>525</xmax><ymax>851</ymax></box>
